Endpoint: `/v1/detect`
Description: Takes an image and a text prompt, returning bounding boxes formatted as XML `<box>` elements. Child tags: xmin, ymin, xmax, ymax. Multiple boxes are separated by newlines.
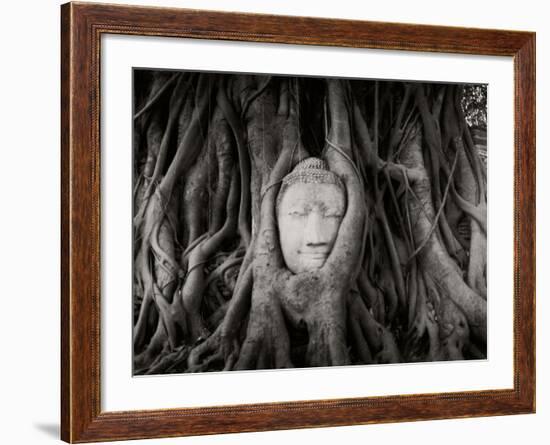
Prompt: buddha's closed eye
<box><xmin>287</xmin><ymin>210</ymin><xmax>342</xmax><ymax>218</ymax></box>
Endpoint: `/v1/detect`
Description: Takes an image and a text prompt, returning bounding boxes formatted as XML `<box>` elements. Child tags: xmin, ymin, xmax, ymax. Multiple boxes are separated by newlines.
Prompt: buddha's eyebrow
<box><xmin>286</xmin><ymin>201</ymin><xmax>311</xmax><ymax>211</ymax></box>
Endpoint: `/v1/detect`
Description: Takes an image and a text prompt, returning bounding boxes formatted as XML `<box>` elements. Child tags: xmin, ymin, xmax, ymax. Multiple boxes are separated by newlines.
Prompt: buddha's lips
<box><xmin>298</xmin><ymin>251</ymin><xmax>329</xmax><ymax>259</ymax></box>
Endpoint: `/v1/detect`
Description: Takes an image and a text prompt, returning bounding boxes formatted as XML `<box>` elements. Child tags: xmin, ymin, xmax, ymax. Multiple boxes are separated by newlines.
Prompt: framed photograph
<box><xmin>61</xmin><ymin>2</ymin><xmax>535</xmax><ymax>442</ymax></box>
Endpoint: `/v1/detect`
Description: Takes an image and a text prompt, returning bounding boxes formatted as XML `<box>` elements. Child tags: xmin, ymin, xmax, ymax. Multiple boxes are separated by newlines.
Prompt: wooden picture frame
<box><xmin>61</xmin><ymin>1</ymin><xmax>535</xmax><ymax>442</ymax></box>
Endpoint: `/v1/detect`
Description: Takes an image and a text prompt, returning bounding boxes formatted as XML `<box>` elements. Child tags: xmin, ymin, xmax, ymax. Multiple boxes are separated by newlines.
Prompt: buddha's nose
<box><xmin>304</xmin><ymin>211</ymin><xmax>326</xmax><ymax>246</ymax></box>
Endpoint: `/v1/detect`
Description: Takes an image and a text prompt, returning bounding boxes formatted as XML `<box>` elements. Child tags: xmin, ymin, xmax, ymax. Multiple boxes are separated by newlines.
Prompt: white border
<box><xmin>101</xmin><ymin>34</ymin><xmax>514</xmax><ymax>412</ymax></box>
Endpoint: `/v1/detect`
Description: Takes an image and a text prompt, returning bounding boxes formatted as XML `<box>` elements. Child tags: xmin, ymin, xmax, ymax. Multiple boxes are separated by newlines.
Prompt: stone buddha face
<box><xmin>276</xmin><ymin>158</ymin><xmax>346</xmax><ymax>274</ymax></box>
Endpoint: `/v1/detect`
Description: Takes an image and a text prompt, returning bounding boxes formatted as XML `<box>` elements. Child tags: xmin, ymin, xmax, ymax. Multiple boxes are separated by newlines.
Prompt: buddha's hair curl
<box><xmin>276</xmin><ymin>157</ymin><xmax>346</xmax><ymax>211</ymax></box>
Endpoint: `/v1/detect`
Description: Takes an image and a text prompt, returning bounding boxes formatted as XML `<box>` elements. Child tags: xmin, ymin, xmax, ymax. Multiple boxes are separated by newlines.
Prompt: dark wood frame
<box><xmin>61</xmin><ymin>1</ymin><xmax>536</xmax><ymax>442</ymax></box>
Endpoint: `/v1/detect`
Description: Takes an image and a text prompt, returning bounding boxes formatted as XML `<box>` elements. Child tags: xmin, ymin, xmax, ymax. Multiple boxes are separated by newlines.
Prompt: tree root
<box><xmin>348</xmin><ymin>292</ymin><xmax>401</xmax><ymax>364</ymax></box>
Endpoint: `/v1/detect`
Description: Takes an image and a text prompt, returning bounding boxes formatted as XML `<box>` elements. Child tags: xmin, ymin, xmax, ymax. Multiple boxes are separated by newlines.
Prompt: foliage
<box><xmin>461</xmin><ymin>84</ymin><xmax>487</xmax><ymax>128</ymax></box>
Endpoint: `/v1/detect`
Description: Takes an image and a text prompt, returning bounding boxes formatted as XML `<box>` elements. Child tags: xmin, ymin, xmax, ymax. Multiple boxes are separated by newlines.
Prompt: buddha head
<box><xmin>276</xmin><ymin>157</ymin><xmax>346</xmax><ymax>274</ymax></box>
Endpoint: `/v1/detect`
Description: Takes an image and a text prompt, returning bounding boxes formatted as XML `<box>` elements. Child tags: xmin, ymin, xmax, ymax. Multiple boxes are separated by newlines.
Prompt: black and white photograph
<box><xmin>132</xmin><ymin>70</ymin><xmax>487</xmax><ymax>375</ymax></box>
